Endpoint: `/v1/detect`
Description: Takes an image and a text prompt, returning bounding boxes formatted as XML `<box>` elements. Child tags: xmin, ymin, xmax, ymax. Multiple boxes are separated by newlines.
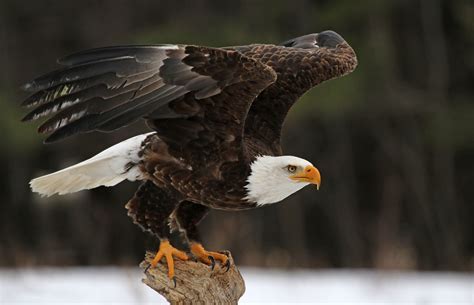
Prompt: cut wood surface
<box><xmin>140</xmin><ymin>251</ymin><xmax>245</xmax><ymax>304</ymax></box>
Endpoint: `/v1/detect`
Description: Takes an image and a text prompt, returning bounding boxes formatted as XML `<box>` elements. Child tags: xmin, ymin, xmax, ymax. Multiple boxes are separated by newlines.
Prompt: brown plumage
<box><xmin>23</xmin><ymin>30</ymin><xmax>357</xmax><ymax>281</ymax></box>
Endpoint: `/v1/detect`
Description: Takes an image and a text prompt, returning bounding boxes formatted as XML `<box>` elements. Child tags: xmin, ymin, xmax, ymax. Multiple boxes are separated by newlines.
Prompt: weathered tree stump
<box><xmin>140</xmin><ymin>251</ymin><xmax>246</xmax><ymax>304</ymax></box>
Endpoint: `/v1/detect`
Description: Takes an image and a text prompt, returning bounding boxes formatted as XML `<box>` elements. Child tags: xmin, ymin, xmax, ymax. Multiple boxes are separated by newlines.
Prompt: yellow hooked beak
<box><xmin>290</xmin><ymin>165</ymin><xmax>321</xmax><ymax>190</ymax></box>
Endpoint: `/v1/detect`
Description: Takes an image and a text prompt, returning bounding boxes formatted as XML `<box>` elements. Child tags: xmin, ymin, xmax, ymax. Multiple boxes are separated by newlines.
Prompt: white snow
<box><xmin>0</xmin><ymin>267</ymin><xmax>472</xmax><ymax>304</ymax></box>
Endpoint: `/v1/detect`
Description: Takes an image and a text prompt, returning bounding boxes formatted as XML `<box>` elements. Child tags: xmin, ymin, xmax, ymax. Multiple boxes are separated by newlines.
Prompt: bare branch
<box><xmin>140</xmin><ymin>251</ymin><xmax>245</xmax><ymax>304</ymax></box>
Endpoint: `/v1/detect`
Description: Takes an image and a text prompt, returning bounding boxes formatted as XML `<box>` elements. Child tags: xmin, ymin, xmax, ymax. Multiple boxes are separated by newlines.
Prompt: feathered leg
<box><xmin>126</xmin><ymin>181</ymin><xmax>188</xmax><ymax>282</ymax></box>
<box><xmin>174</xmin><ymin>201</ymin><xmax>230</xmax><ymax>271</ymax></box>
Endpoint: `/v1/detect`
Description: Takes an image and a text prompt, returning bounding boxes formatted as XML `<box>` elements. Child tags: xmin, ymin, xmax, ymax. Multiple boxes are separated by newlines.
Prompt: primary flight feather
<box><xmin>23</xmin><ymin>30</ymin><xmax>357</xmax><ymax>281</ymax></box>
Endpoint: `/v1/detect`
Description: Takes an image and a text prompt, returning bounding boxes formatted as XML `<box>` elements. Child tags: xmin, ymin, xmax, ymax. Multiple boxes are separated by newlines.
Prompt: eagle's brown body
<box><xmin>138</xmin><ymin>41</ymin><xmax>356</xmax><ymax>211</ymax></box>
<box><xmin>22</xmin><ymin>31</ymin><xmax>357</xmax><ymax>278</ymax></box>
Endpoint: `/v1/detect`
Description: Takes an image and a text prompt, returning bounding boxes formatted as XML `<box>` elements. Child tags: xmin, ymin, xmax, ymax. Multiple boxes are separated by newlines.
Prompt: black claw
<box><xmin>208</xmin><ymin>255</ymin><xmax>216</xmax><ymax>270</ymax></box>
<box><xmin>224</xmin><ymin>259</ymin><xmax>231</xmax><ymax>272</ymax></box>
<box><xmin>172</xmin><ymin>277</ymin><xmax>177</xmax><ymax>288</ymax></box>
<box><xmin>144</xmin><ymin>264</ymin><xmax>151</xmax><ymax>273</ymax></box>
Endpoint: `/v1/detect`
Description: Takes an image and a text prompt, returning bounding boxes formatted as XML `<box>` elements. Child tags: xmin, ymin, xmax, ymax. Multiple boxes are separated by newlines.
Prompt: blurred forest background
<box><xmin>0</xmin><ymin>0</ymin><xmax>472</xmax><ymax>271</ymax></box>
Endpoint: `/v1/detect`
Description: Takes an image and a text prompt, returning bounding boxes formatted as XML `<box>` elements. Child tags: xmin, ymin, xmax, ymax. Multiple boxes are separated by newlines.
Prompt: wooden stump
<box><xmin>140</xmin><ymin>251</ymin><xmax>246</xmax><ymax>304</ymax></box>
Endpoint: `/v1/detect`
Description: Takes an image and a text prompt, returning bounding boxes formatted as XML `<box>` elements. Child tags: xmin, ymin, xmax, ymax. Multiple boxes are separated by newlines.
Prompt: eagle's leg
<box><xmin>126</xmin><ymin>181</ymin><xmax>188</xmax><ymax>281</ymax></box>
<box><xmin>175</xmin><ymin>201</ymin><xmax>230</xmax><ymax>270</ymax></box>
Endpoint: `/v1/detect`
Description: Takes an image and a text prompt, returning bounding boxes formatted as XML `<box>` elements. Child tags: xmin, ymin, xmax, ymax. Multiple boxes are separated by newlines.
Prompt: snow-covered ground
<box><xmin>0</xmin><ymin>267</ymin><xmax>472</xmax><ymax>304</ymax></box>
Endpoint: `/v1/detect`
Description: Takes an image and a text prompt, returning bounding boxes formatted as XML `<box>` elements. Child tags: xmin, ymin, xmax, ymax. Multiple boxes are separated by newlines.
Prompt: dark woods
<box><xmin>0</xmin><ymin>0</ymin><xmax>472</xmax><ymax>271</ymax></box>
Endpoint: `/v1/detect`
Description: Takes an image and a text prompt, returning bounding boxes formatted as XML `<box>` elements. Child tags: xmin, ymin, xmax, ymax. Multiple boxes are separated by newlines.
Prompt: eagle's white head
<box><xmin>245</xmin><ymin>155</ymin><xmax>321</xmax><ymax>206</ymax></box>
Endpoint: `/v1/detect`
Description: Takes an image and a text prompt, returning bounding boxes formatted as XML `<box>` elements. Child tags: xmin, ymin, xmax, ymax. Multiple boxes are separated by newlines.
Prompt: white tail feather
<box><xmin>30</xmin><ymin>133</ymin><xmax>154</xmax><ymax>197</ymax></box>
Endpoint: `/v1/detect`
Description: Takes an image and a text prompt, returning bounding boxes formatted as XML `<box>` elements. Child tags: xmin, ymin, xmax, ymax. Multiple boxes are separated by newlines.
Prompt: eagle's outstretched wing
<box><xmin>22</xmin><ymin>45</ymin><xmax>276</xmax><ymax>166</ymax></box>
<box><xmin>238</xmin><ymin>31</ymin><xmax>358</xmax><ymax>155</ymax></box>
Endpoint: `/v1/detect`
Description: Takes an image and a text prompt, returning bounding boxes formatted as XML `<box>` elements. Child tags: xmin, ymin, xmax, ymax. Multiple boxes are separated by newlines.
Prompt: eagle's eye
<box><xmin>286</xmin><ymin>165</ymin><xmax>297</xmax><ymax>173</ymax></box>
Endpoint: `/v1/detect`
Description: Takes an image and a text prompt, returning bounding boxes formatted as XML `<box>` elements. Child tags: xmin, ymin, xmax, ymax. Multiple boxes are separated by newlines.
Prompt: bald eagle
<box><xmin>22</xmin><ymin>30</ymin><xmax>357</xmax><ymax>282</ymax></box>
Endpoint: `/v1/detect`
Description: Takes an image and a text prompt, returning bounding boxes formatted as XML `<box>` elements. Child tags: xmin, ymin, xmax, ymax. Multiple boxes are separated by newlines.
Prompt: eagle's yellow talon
<box><xmin>150</xmin><ymin>240</ymin><xmax>188</xmax><ymax>279</ymax></box>
<box><xmin>190</xmin><ymin>243</ymin><xmax>229</xmax><ymax>269</ymax></box>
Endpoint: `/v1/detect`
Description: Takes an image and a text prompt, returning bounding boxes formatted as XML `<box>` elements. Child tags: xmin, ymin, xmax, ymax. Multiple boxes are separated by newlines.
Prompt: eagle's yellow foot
<box><xmin>146</xmin><ymin>240</ymin><xmax>188</xmax><ymax>285</ymax></box>
<box><xmin>190</xmin><ymin>243</ymin><xmax>230</xmax><ymax>271</ymax></box>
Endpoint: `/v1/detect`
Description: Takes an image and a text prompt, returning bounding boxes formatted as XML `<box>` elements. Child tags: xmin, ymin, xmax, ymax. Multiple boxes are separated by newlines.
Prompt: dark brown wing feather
<box><xmin>21</xmin><ymin>45</ymin><xmax>276</xmax><ymax>147</ymax></box>
<box><xmin>146</xmin><ymin>46</ymin><xmax>277</xmax><ymax>168</ymax></box>
<box><xmin>22</xmin><ymin>31</ymin><xmax>355</xmax><ymax>165</ymax></box>
<box><xmin>237</xmin><ymin>31</ymin><xmax>358</xmax><ymax>156</ymax></box>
